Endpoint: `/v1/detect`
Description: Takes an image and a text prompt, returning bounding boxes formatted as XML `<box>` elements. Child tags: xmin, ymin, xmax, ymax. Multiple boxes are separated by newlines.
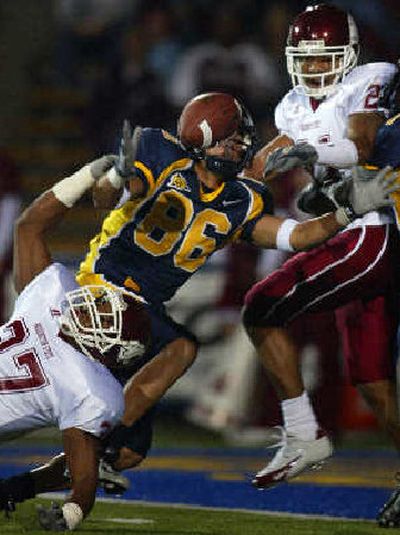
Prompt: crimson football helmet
<box><xmin>286</xmin><ymin>4</ymin><xmax>359</xmax><ymax>98</ymax></box>
<box><xmin>60</xmin><ymin>285</ymin><xmax>151</xmax><ymax>368</ymax></box>
<box><xmin>178</xmin><ymin>92</ymin><xmax>258</xmax><ymax>179</ymax></box>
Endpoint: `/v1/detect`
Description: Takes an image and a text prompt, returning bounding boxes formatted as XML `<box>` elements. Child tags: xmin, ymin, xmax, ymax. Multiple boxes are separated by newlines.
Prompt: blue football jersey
<box><xmin>77</xmin><ymin>128</ymin><xmax>273</xmax><ymax>304</ymax></box>
<box><xmin>369</xmin><ymin>113</ymin><xmax>400</xmax><ymax>169</ymax></box>
<box><xmin>368</xmin><ymin>113</ymin><xmax>400</xmax><ymax>227</ymax></box>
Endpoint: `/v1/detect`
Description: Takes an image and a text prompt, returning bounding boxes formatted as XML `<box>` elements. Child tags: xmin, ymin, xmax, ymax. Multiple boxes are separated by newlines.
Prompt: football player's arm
<box><xmin>14</xmin><ymin>157</ymin><xmax>115</xmax><ymax>294</ymax></box>
<box><xmin>245</xmin><ymin>134</ymin><xmax>294</xmax><ymax>181</ymax></box>
<box><xmin>312</xmin><ymin>112</ymin><xmax>385</xmax><ymax>168</ymax></box>
<box><xmin>250</xmin><ymin>212</ymin><xmax>345</xmax><ymax>251</ymax></box>
<box><xmin>13</xmin><ymin>190</ymin><xmax>68</xmax><ymax>294</ymax></box>
<box><xmin>61</xmin><ymin>427</ymin><xmax>101</xmax><ymax>521</ymax></box>
<box><xmin>92</xmin><ymin>174</ymin><xmax>146</xmax><ymax>209</ymax></box>
<box><xmin>251</xmin><ymin>165</ymin><xmax>398</xmax><ymax>250</ymax></box>
<box><xmin>347</xmin><ymin>111</ymin><xmax>385</xmax><ymax>164</ymax></box>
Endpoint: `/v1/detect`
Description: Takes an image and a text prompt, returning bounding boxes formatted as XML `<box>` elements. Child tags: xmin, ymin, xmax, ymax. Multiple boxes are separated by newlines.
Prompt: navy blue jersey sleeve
<box><xmin>369</xmin><ymin>114</ymin><xmax>400</xmax><ymax>169</ymax></box>
<box><xmin>134</xmin><ymin>128</ymin><xmax>189</xmax><ymax>193</ymax></box>
<box><xmin>239</xmin><ymin>179</ymin><xmax>274</xmax><ymax>243</ymax></box>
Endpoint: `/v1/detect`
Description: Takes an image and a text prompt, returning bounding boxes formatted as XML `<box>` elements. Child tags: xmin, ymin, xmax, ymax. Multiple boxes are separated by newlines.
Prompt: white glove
<box><xmin>349</xmin><ymin>165</ymin><xmax>399</xmax><ymax>216</ymax></box>
<box><xmin>264</xmin><ymin>143</ymin><xmax>318</xmax><ymax>177</ymax></box>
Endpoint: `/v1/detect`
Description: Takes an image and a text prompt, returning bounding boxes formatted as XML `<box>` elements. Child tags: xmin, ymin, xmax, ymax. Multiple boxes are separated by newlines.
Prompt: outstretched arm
<box><xmin>13</xmin><ymin>157</ymin><xmax>115</xmax><ymax>294</ymax></box>
<box><xmin>251</xmin><ymin>166</ymin><xmax>399</xmax><ymax>251</ymax></box>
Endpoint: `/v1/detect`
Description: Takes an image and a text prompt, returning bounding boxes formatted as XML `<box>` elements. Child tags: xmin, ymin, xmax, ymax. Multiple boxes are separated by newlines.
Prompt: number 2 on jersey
<box><xmin>0</xmin><ymin>319</ymin><xmax>49</xmax><ymax>393</ymax></box>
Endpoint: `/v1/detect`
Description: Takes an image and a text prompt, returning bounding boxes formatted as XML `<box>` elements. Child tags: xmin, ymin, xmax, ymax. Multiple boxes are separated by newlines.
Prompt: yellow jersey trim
<box><xmin>200</xmin><ymin>182</ymin><xmax>225</xmax><ymax>202</ymax></box>
<box><xmin>76</xmin><ymin>199</ymin><xmax>140</xmax><ymax>287</ymax></box>
<box><xmin>134</xmin><ymin>160</ymin><xmax>155</xmax><ymax>191</ymax></box>
<box><xmin>156</xmin><ymin>158</ymin><xmax>193</xmax><ymax>188</ymax></box>
<box><xmin>386</xmin><ymin>113</ymin><xmax>400</xmax><ymax>126</ymax></box>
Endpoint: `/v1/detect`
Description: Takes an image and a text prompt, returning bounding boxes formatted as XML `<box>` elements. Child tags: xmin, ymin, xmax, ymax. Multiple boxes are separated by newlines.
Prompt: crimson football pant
<box><xmin>243</xmin><ymin>224</ymin><xmax>400</xmax><ymax>385</ymax></box>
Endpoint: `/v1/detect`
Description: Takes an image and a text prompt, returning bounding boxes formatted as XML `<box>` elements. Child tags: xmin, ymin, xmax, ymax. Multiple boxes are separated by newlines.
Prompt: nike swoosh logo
<box><xmin>222</xmin><ymin>199</ymin><xmax>242</xmax><ymax>206</ymax></box>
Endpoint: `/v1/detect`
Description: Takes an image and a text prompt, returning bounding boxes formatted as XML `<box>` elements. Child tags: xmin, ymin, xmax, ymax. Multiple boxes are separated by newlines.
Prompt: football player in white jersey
<box><xmin>0</xmin><ymin>156</ymin><xmax>150</xmax><ymax>531</ymax></box>
<box><xmin>243</xmin><ymin>4</ymin><xmax>400</xmax><ymax>489</ymax></box>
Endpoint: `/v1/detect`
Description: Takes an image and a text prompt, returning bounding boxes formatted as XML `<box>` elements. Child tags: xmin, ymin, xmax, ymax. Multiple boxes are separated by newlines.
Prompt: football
<box><xmin>178</xmin><ymin>93</ymin><xmax>241</xmax><ymax>150</ymax></box>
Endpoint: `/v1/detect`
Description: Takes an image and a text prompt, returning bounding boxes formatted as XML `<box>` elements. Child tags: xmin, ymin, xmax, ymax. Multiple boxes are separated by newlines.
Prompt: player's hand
<box><xmin>89</xmin><ymin>155</ymin><xmax>117</xmax><ymax>180</ymax></box>
<box><xmin>264</xmin><ymin>143</ymin><xmax>318</xmax><ymax>178</ymax></box>
<box><xmin>116</xmin><ymin>119</ymin><xmax>143</xmax><ymax>179</ymax></box>
<box><xmin>349</xmin><ymin>165</ymin><xmax>400</xmax><ymax>216</ymax></box>
<box><xmin>37</xmin><ymin>502</ymin><xmax>68</xmax><ymax>531</ymax></box>
<box><xmin>297</xmin><ymin>182</ymin><xmax>337</xmax><ymax>216</ymax></box>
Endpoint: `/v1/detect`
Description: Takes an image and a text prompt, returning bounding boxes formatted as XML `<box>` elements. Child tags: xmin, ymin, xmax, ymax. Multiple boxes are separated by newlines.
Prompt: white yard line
<box><xmin>37</xmin><ymin>493</ymin><xmax>373</xmax><ymax>523</ymax></box>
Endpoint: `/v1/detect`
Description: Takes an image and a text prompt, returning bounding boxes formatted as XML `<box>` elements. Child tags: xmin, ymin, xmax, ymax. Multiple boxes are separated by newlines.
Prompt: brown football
<box><xmin>178</xmin><ymin>93</ymin><xmax>241</xmax><ymax>149</ymax></box>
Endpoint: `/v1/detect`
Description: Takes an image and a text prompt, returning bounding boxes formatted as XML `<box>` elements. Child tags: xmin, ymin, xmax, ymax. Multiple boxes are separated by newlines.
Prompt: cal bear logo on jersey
<box><xmin>167</xmin><ymin>173</ymin><xmax>191</xmax><ymax>192</ymax></box>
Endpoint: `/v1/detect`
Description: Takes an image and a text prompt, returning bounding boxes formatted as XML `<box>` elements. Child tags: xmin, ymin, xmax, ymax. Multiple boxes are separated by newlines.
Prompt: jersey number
<box><xmin>134</xmin><ymin>191</ymin><xmax>231</xmax><ymax>272</ymax></box>
<box><xmin>0</xmin><ymin>319</ymin><xmax>48</xmax><ymax>393</ymax></box>
<box><xmin>364</xmin><ymin>84</ymin><xmax>381</xmax><ymax>110</ymax></box>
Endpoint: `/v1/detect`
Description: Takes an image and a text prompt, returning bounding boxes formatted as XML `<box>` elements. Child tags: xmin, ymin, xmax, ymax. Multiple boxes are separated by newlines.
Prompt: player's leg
<box><xmin>242</xmin><ymin>225</ymin><xmax>394</xmax><ymax>488</ymax></box>
<box><xmin>337</xmin><ymin>291</ymin><xmax>400</xmax><ymax>527</ymax></box>
<box><xmin>0</xmin><ymin>453</ymin><xmax>69</xmax><ymax>512</ymax></box>
<box><xmin>338</xmin><ymin>293</ymin><xmax>400</xmax><ymax>448</ymax></box>
<box><xmin>98</xmin><ymin>304</ymin><xmax>198</xmax><ymax>492</ymax></box>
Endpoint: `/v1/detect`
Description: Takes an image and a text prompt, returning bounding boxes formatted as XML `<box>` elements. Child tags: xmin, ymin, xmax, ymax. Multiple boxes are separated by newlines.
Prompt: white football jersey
<box><xmin>275</xmin><ymin>62</ymin><xmax>397</xmax><ymax>227</ymax></box>
<box><xmin>0</xmin><ymin>263</ymin><xmax>124</xmax><ymax>439</ymax></box>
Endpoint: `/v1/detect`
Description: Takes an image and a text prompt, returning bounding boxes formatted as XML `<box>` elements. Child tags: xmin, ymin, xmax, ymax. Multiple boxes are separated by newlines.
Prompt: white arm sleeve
<box><xmin>314</xmin><ymin>138</ymin><xmax>359</xmax><ymax>168</ymax></box>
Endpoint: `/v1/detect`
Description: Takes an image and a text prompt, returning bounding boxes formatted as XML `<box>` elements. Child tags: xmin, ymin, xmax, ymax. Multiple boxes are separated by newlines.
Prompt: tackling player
<box><xmin>0</xmin><ymin>156</ymin><xmax>151</xmax><ymax>531</ymax></box>
<box><xmin>74</xmin><ymin>91</ymin><xmax>398</xmax><ymax>484</ymax></box>
<box><xmin>242</xmin><ymin>4</ymin><xmax>400</xmax><ymax>491</ymax></box>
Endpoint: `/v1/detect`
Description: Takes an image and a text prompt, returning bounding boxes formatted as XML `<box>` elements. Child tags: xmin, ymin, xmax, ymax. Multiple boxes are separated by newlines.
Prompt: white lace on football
<box><xmin>60</xmin><ymin>285</ymin><xmax>145</xmax><ymax>365</ymax></box>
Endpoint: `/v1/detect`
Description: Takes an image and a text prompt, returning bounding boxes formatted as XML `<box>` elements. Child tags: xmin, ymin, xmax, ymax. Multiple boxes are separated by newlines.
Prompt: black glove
<box><xmin>37</xmin><ymin>502</ymin><xmax>68</xmax><ymax>531</ymax></box>
<box><xmin>116</xmin><ymin>120</ymin><xmax>143</xmax><ymax>179</ymax></box>
<box><xmin>297</xmin><ymin>182</ymin><xmax>337</xmax><ymax>216</ymax></box>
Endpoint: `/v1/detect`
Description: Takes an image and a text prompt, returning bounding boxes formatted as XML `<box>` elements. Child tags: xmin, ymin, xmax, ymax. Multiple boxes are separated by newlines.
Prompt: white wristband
<box><xmin>107</xmin><ymin>167</ymin><xmax>124</xmax><ymax>190</ymax></box>
<box><xmin>276</xmin><ymin>218</ymin><xmax>298</xmax><ymax>251</ymax></box>
<box><xmin>52</xmin><ymin>165</ymin><xmax>95</xmax><ymax>208</ymax></box>
<box><xmin>62</xmin><ymin>502</ymin><xmax>84</xmax><ymax>531</ymax></box>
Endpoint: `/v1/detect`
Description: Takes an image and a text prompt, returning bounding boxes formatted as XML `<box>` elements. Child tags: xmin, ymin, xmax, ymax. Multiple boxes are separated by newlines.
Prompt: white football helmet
<box><xmin>60</xmin><ymin>285</ymin><xmax>150</xmax><ymax>367</ymax></box>
<box><xmin>286</xmin><ymin>4</ymin><xmax>359</xmax><ymax>99</ymax></box>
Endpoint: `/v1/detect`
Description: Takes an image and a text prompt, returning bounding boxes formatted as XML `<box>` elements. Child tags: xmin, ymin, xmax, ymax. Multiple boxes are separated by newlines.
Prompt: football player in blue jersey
<box><xmin>10</xmin><ymin>92</ymin><xmax>394</xmax><ymax>508</ymax></box>
<box><xmin>73</xmin><ymin>92</ymin><xmax>399</xmax><ymax>490</ymax></box>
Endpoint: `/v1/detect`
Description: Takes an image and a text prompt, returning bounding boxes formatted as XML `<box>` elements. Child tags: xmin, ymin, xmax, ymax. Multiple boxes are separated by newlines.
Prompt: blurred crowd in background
<box><xmin>0</xmin><ymin>0</ymin><xmax>399</xmax><ymax>439</ymax></box>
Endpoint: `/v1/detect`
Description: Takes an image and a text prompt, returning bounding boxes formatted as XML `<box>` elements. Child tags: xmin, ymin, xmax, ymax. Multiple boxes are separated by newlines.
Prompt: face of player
<box><xmin>75</xmin><ymin>298</ymin><xmax>114</xmax><ymax>332</ymax></box>
<box><xmin>296</xmin><ymin>55</ymin><xmax>343</xmax><ymax>90</ymax></box>
<box><xmin>206</xmin><ymin>132</ymin><xmax>249</xmax><ymax>163</ymax></box>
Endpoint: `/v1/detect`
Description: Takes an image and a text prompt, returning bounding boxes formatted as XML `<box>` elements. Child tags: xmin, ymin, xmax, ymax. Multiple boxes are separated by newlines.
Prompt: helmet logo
<box><xmin>199</xmin><ymin>119</ymin><xmax>213</xmax><ymax>148</ymax></box>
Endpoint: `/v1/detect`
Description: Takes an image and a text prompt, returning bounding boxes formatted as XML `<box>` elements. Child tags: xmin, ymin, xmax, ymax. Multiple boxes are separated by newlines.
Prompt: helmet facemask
<box><xmin>286</xmin><ymin>42</ymin><xmax>358</xmax><ymax>98</ymax></box>
<box><xmin>60</xmin><ymin>285</ymin><xmax>146</xmax><ymax>367</ymax></box>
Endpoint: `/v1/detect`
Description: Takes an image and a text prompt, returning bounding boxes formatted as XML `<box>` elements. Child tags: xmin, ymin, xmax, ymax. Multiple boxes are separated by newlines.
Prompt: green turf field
<box><xmin>0</xmin><ymin>499</ymin><xmax>389</xmax><ymax>535</ymax></box>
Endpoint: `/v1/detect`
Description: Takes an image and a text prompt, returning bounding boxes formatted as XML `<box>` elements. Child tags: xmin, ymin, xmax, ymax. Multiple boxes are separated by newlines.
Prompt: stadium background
<box><xmin>0</xmin><ymin>0</ymin><xmax>400</xmax><ymax>528</ymax></box>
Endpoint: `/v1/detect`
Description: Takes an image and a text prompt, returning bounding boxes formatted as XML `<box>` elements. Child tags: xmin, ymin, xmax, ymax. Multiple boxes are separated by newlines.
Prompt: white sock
<box><xmin>281</xmin><ymin>391</ymin><xmax>319</xmax><ymax>441</ymax></box>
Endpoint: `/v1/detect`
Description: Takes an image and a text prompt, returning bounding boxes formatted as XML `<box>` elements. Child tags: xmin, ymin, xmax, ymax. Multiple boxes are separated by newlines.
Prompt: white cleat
<box><xmin>252</xmin><ymin>430</ymin><xmax>333</xmax><ymax>489</ymax></box>
<box><xmin>98</xmin><ymin>460</ymin><xmax>130</xmax><ymax>495</ymax></box>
